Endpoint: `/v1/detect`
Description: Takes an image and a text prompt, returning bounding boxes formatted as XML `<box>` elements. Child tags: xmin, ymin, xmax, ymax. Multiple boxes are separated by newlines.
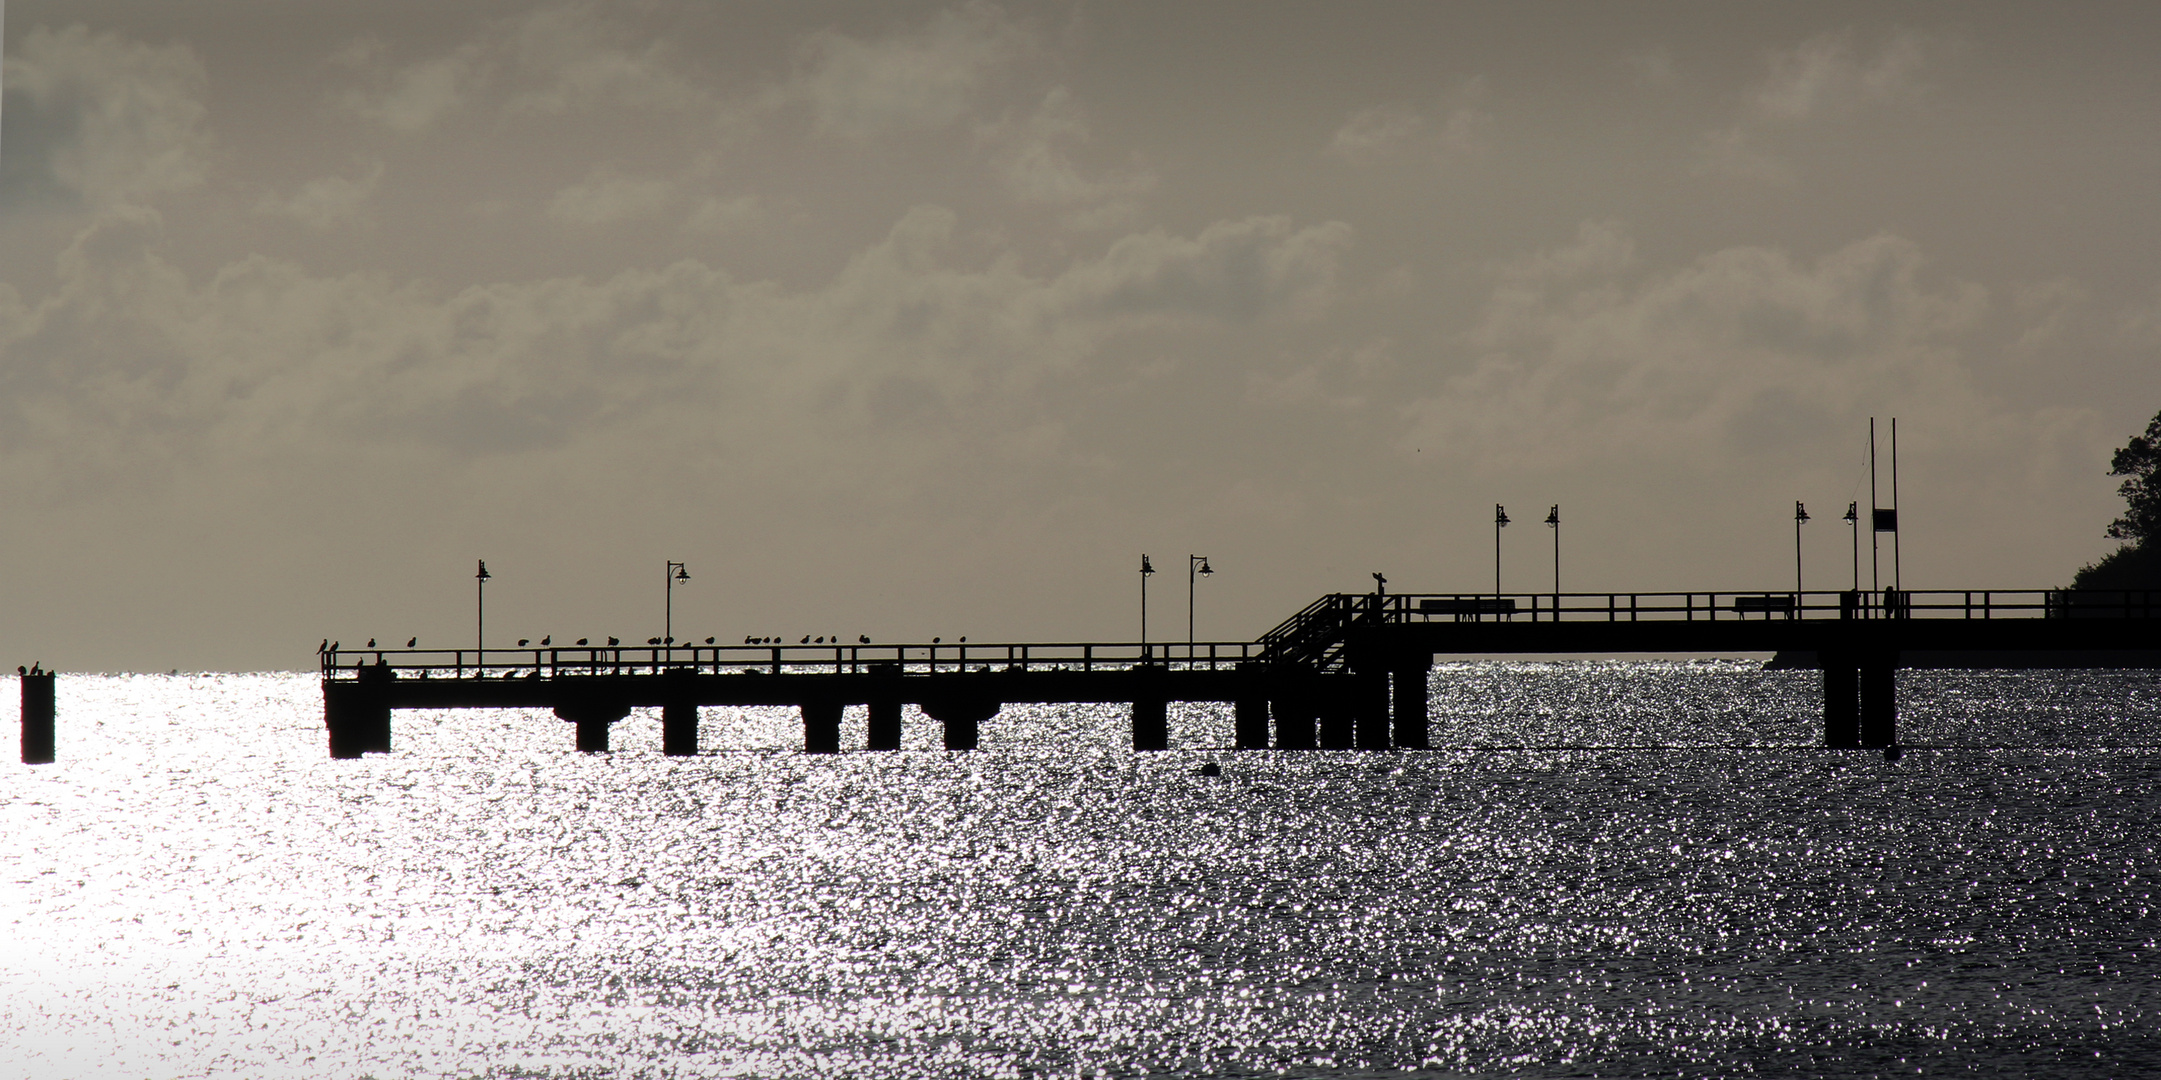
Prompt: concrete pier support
<box><xmin>1353</xmin><ymin>670</ymin><xmax>1391</xmax><ymax>750</ymax></box>
<box><xmin>662</xmin><ymin>701</ymin><xmax>698</xmax><ymax>756</ymax></box>
<box><xmin>923</xmin><ymin>697</ymin><xmax>995</xmax><ymax>751</ymax></box>
<box><xmin>802</xmin><ymin>700</ymin><xmax>843</xmax><ymax>754</ymax></box>
<box><xmin>867</xmin><ymin>664</ymin><xmax>902</xmax><ymax>750</ymax></box>
<box><xmin>1317</xmin><ymin>694</ymin><xmax>1355</xmax><ymax>750</ymax></box>
<box><xmin>555</xmin><ymin>697</ymin><xmax>631</xmax><ymax>753</ymax></box>
<box><xmin>1233</xmin><ymin>691</ymin><xmax>1270</xmax><ymax>749</ymax></box>
<box><xmin>20</xmin><ymin>671</ymin><xmax>55</xmax><ymax>764</ymax></box>
<box><xmin>1860</xmin><ymin>653</ymin><xmax>1898</xmax><ymax>748</ymax></box>
<box><xmin>1131</xmin><ymin>696</ymin><xmax>1169</xmax><ymax>751</ymax></box>
<box><xmin>1390</xmin><ymin>662</ymin><xmax>1431</xmax><ymax>750</ymax></box>
<box><xmin>1272</xmin><ymin>675</ymin><xmax>1317</xmax><ymax>749</ymax></box>
<box><xmin>1821</xmin><ymin>653</ymin><xmax>1860</xmax><ymax>748</ymax></box>
<box><xmin>324</xmin><ymin>666</ymin><xmax>392</xmax><ymax>759</ymax></box>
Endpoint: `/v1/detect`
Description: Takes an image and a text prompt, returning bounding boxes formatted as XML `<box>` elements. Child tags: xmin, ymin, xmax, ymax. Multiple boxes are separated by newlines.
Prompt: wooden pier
<box><xmin>319</xmin><ymin>588</ymin><xmax>2158</xmax><ymax>758</ymax></box>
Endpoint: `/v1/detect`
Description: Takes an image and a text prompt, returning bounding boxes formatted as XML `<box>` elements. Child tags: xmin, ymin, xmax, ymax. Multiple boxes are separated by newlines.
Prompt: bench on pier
<box><xmin>1417</xmin><ymin>597</ymin><xmax>1517</xmax><ymax>621</ymax></box>
<box><xmin>1733</xmin><ymin>594</ymin><xmax>1797</xmax><ymax>618</ymax></box>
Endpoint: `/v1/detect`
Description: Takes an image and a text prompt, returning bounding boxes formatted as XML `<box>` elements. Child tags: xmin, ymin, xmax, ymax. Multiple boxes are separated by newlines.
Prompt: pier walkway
<box><xmin>319</xmin><ymin>588</ymin><xmax>2158</xmax><ymax>758</ymax></box>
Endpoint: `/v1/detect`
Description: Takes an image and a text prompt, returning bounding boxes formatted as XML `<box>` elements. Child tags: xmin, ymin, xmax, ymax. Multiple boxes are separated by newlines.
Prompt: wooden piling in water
<box><xmin>20</xmin><ymin>671</ymin><xmax>55</xmax><ymax>765</ymax></box>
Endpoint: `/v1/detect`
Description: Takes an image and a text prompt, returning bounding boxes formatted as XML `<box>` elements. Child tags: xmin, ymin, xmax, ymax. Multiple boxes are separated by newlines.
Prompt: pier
<box><xmin>318</xmin><ymin>588</ymin><xmax>2158</xmax><ymax>758</ymax></box>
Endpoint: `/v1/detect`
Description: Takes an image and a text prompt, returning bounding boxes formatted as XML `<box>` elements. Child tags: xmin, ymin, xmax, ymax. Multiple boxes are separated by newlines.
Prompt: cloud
<box><xmin>1753</xmin><ymin>30</ymin><xmax>1932</xmax><ymax>122</ymax></box>
<box><xmin>1324</xmin><ymin>80</ymin><xmax>1491</xmax><ymax>166</ymax></box>
<box><xmin>255</xmin><ymin>160</ymin><xmax>385</xmax><ymax>229</ymax></box>
<box><xmin>545</xmin><ymin>165</ymin><xmax>677</xmax><ymax>226</ymax></box>
<box><xmin>685</xmin><ymin>194</ymin><xmax>764</xmax><ymax>234</ymax></box>
<box><xmin>1403</xmin><ymin>221</ymin><xmax>1996</xmax><ymax>473</ymax></box>
<box><xmin>0</xmin><ymin>205</ymin><xmax>1354</xmax><ymax>497</ymax></box>
<box><xmin>333</xmin><ymin>3</ymin><xmax>713</xmax><ymax>133</ymax></box>
<box><xmin>0</xmin><ymin>24</ymin><xmax>213</xmax><ymax>207</ymax></box>
<box><xmin>792</xmin><ymin>2</ymin><xmax>1029</xmax><ymax>139</ymax></box>
<box><xmin>979</xmin><ymin>87</ymin><xmax>1154</xmax><ymax>229</ymax></box>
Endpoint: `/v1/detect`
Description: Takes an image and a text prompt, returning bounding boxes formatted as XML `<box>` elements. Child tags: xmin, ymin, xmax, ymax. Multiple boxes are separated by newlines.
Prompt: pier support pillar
<box><xmin>1272</xmin><ymin>674</ymin><xmax>1317</xmax><ymax>750</ymax></box>
<box><xmin>555</xmin><ymin>697</ymin><xmax>631</xmax><ymax>753</ymax></box>
<box><xmin>1821</xmin><ymin>652</ymin><xmax>1860</xmax><ymax>748</ymax></box>
<box><xmin>1390</xmin><ymin>660</ymin><xmax>1431</xmax><ymax>750</ymax></box>
<box><xmin>867</xmin><ymin>664</ymin><xmax>902</xmax><ymax>750</ymax></box>
<box><xmin>1132</xmin><ymin>696</ymin><xmax>1169</xmax><ymax>751</ymax></box>
<box><xmin>1859</xmin><ymin>653</ymin><xmax>1898</xmax><ymax>748</ymax></box>
<box><xmin>1233</xmin><ymin>665</ymin><xmax>1270</xmax><ymax>750</ymax></box>
<box><xmin>1353</xmin><ymin>669</ymin><xmax>1391</xmax><ymax>750</ymax></box>
<box><xmin>324</xmin><ymin>667</ymin><xmax>393</xmax><ymax>759</ymax></box>
<box><xmin>20</xmin><ymin>671</ymin><xmax>54</xmax><ymax>765</ymax></box>
<box><xmin>923</xmin><ymin>697</ymin><xmax>996</xmax><ymax>751</ymax></box>
<box><xmin>802</xmin><ymin>701</ymin><xmax>843</xmax><ymax>754</ymax></box>
<box><xmin>1317</xmin><ymin>684</ymin><xmax>1356</xmax><ymax>750</ymax></box>
<box><xmin>662</xmin><ymin>701</ymin><xmax>698</xmax><ymax>756</ymax></box>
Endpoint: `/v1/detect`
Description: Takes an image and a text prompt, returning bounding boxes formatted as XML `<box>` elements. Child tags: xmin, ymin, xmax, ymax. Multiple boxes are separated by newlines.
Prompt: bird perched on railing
<box><xmin>576</xmin><ymin>638</ymin><xmax>588</xmax><ymax>646</ymax></box>
<box><xmin>407</xmin><ymin>637</ymin><xmax>417</xmax><ymax>648</ymax></box>
<box><xmin>318</xmin><ymin>639</ymin><xmax>328</xmax><ymax>654</ymax></box>
<box><xmin>540</xmin><ymin>636</ymin><xmax>550</xmax><ymax>646</ymax></box>
<box><xmin>859</xmin><ymin>635</ymin><xmax>870</xmax><ymax>644</ymax></box>
<box><xmin>366</xmin><ymin>638</ymin><xmax>376</xmax><ymax>648</ymax></box>
<box><xmin>607</xmin><ymin>637</ymin><xmax>620</xmax><ymax>646</ymax></box>
<box><xmin>518</xmin><ymin>639</ymin><xmax>530</xmax><ymax>647</ymax></box>
<box><xmin>704</xmin><ymin>637</ymin><xmax>715</xmax><ymax>645</ymax></box>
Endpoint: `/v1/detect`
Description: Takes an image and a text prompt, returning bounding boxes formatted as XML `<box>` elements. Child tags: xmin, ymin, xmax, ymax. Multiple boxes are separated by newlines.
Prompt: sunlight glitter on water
<box><xmin>2</xmin><ymin>666</ymin><xmax>2159</xmax><ymax>1076</ymax></box>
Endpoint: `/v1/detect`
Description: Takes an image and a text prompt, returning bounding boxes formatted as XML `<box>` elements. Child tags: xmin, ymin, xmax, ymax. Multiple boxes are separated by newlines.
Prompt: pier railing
<box><xmin>322</xmin><ymin>639</ymin><xmax>1260</xmax><ymax>682</ymax></box>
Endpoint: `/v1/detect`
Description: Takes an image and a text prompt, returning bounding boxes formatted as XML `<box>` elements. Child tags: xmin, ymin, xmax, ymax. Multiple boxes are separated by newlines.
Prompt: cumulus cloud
<box><xmin>1403</xmin><ymin>221</ymin><xmax>1994</xmax><ymax>472</ymax></box>
<box><xmin>1696</xmin><ymin>29</ymin><xmax>1946</xmax><ymax>182</ymax></box>
<box><xmin>979</xmin><ymin>88</ymin><xmax>1154</xmax><ymax>229</ymax></box>
<box><xmin>546</xmin><ymin>165</ymin><xmax>677</xmax><ymax>226</ymax></box>
<box><xmin>1</xmin><ymin>24</ymin><xmax>213</xmax><ymax>207</ymax></box>
<box><xmin>333</xmin><ymin>3</ymin><xmax>713</xmax><ymax>133</ymax></box>
<box><xmin>0</xmin><ymin>204</ymin><xmax>1354</xmax><ymax>496</ymax></box>
<box><xmin>1324</xmin><ymin>81</ymin><xmax>1491</xmax><ymax>166</ymax></box>
<box><xmin>255</xmin><ymin>159</ymin><xmax>385</xmax><ymax>229</ymax></box>
<box><xmin>791</xmin><ymin>2</ymin><xmax>1028</xmax><ymax>139</ymax></box>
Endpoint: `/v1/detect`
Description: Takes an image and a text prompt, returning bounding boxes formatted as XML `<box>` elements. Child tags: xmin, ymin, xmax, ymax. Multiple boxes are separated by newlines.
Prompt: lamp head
<box><xmin>1544</xmin><ymin>505</ymin><xmax>1559</xmax><ymax>527</ymax></box>
<box><xmin>1198</xmin><ymin>558</ymin><xmax>1213</xmax><ymax>577</ymax></box>
<box><xmin>674</xmin><ymin>565</ymin><xmax>691</xmax><ymax>582</ymax></box>
<box><xmin>1495</xmin><ymin>505</ymin><xmax>1509</xmax><ymax>527</ymax></box>
<box><xmin>476</xmin><ymin>560</ymin><xmax>490</xmax><ymax>582</ymax></box>
<box><xmin>1796</xmin><ymin>501</ymin><xmax>1810</xmax><ymax>523</ymax></box>
<box><xmin>1140</xmin><ymin>554</ymin><xmax>1156</xmax><ymax>576</ymax></box>
<box><xmin>1843</xmin><ymin>501</ymin><xmax>1858</xmax><ymax>524</ymax></box>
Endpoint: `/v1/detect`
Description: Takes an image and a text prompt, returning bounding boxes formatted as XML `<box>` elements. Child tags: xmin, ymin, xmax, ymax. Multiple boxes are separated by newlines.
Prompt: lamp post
<box><xmin>1843</xmin><ymin>501</ymin><xmax>1859</xmax><ymax>593</ymax></box>
<box><xmin>1794</xmin><ymin>501</ymin><xmax>1809</xmax><ymax>607</ymax></box>
<box><xmin>664</xmin><ymin>561</ymin><xmax>690</xmax><ymax>645</ymax></box>
<box><xmin>1544</xmin><ymin>504</ymin><xmax>1560</xmax><ymax>600</ymax></box>
<box><xmin>1493</xmin><ymin>504</ymin><xmax>1509</xmax><ymax>619</ymax></box>
<box><xmin>475</xmin><ymin>559</ymin><xmax>490</xmax><ymax>655</ymax></box>
<box><xmin>1188</xmin><ymin>555</ymin><xmax>1213</xmax><ymax>658</ymax></box>
<box><xmin>1139</xmin><ymin>554</ymin><xmax>1156</xmax><ymax>654</ymax></box>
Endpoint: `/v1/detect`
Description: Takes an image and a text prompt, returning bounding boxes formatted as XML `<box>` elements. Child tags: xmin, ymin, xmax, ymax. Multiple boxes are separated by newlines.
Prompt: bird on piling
<box><xmin>406</xmin><ymin>637</ymin><xmax>417</xmax><ymax>648</ymax></box>
<box><xmin>331</xmin><ymin>641</ymin><xmax>340</xmax><ymax>652</ymax></box>
<box><xmin>318</xmin><ymin>639</ymin><xmax>328</xmax><ymax>654</ymax></box>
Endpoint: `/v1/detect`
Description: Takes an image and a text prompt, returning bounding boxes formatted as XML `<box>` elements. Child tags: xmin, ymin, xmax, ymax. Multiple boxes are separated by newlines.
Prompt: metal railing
<box><xmin>321</xmin><ymin>639</ymin><xmax>1260</xmax><ymax>682</ymax></box>
<box><xmin>1295</xmin><ymin>588</ymin><xmax>2158</xmax><ymax>626</ymax></box>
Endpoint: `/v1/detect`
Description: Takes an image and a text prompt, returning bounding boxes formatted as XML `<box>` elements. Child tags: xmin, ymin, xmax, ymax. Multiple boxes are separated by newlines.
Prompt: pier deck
<box><xmin>319</xmin><ymin>588</ymin><xmax>2158</xmax><ymax>758</ymax></box>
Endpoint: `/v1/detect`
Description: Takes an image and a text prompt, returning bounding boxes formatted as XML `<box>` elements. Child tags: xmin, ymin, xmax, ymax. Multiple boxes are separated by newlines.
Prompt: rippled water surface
<box><xmin>4</xmin><ymin>663</ymin><xmax>2159</xmax><ymax>1077</ymax></box>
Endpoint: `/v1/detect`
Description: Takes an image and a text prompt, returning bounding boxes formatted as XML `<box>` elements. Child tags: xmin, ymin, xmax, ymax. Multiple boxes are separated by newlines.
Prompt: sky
<box><xmin>3</xmin><ymin>1</ymin><xmax>2159</xmax><ymax>673</ymax></box>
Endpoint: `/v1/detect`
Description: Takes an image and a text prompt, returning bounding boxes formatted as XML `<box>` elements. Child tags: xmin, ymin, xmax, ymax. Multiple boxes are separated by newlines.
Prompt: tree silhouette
<box><xmin>2072</xmin><ymin>408</ymin><xmax>2161</xmax><ymax>591</ymax></box>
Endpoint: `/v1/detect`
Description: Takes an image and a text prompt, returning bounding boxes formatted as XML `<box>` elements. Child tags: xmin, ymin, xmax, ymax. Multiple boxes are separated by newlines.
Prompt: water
<box><xmin>3</xmin><ymin>662</ymin><xmax>2158</xmax><ymax>1077</ymax></box>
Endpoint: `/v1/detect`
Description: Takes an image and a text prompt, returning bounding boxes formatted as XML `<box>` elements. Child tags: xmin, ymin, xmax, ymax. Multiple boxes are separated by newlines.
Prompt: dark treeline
<box><xmin>2070</xmin><ymin>407</ymin><xmax>2161</xmax><ymax>590</ymax></box>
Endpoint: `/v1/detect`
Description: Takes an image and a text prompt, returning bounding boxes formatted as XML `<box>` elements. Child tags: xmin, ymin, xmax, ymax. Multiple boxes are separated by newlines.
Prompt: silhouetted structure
<box><xmin>317</xmin><ymin>586</ymin><xmax>2157</xmax><ymax>759</ymax></box>
<box><xmin>20</xmin><ymin>669</ymin><xmax>55</xmax><ymax>764</ymax></box>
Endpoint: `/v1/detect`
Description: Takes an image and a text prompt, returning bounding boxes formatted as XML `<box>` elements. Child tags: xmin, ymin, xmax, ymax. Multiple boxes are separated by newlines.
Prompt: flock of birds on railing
<box><xmin>317</xmin><ymin>633</ymin><xmax>975</xmax><ymax>655</ymax></box>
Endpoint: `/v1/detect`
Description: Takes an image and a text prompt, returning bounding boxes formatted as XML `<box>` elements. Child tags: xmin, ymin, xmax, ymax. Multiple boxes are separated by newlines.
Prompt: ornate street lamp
<box><xmin>475</xmin><ymin>559</ymin><xmax>491</xmax><ymax>655</ymax></box>
<box><xmin>1188</xmin><ymin>555</ymin><xmax>1213</xmax><ymax>657</ymax></box>
<box><xmin>1139</xmin><ymin>554</ymin><xmax>1157</xmax><ymax>653</ymax></box>
<box><xmin>1493</xmin><ymin>504</ymin><xmax>1510</xmax><ymax>617</ymax></box>
<box><xmin>665</xmin><ymin>561</ymin><xmax>690</xmax><ymax>645</ymax></box>
<box><xmin>1794</xmin><ymin>501</ymin><xmax>1810</xmax><ymax>610</ymax></box>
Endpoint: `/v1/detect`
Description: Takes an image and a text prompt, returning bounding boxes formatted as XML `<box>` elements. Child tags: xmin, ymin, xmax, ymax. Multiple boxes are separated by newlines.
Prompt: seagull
<box><xmin>932</xmin><ymin>637</ymin><xmax>941</xmax><ymax>644</ymax></box>
<box><xmin>576</xmin><ymin>638</ymin><xmax>589</xmax><ymax>646</ymax></box>
<box><xmin>331</xmin><ymin>641</ymin><xmax>340</xmax><ymax>652</ymax></box>
<box><xmin>859</xmin><ymin>635</ymin><xmax>870</xmax><ymax>644</ymax></box>
<box><xmin>607</xmin><ymin>637</ymin><xmax>620</xmax><ymax>646</ymax></box>
<box><xmin>318</xmin><ymin>639</ymin><xmax>328</xmax><ymax>654</ymax></box>
<box><xmin>518</xmin><ymin>639</ymin><xmax>530</xmax><ymax>647</ymax></box>
<box><xmin>664</xmin><ymin>637</ymin><xmax>674</xmax><ymax>645</ymax></box>
<box><xmin>647</xmin><ymin>637</ymin><xmax>661</xmax><ymax>646</ymax></box>
<box><xmin>15</xmin><ymin>666</ymin><xmax>23</xmax><ymax>676</ymax></box>
<box><xmin>704</xmin><ymin>637</ymin><xmax>715</xmax><ymax>645</ymax></box>
<box><xmin>540</xmin><ymin>636</ymin><xmax>550</xmax><ymax>646</ymax></box>
<box><xmin>366</xmin><ymin>638</ymin><xmax>376</xmax><ymax>649</ymax></box>
<box><xmin>406</xmin><ymin>637</ymin><xmax>417</xmax><ymax>648</ymax></box>
<box><xmin>800</xmin><ymin>635</ymin><xmax>810</xmax><ymax>644</ymax></box>
<box><xmin>814</xmin><ymin>636</ymin><xmax>824</xmax><ymax>644</ymax></box>
<box><xmin>959</xmin><ymin>636</ymin><xmax>967</xmax><ymax>643</ymax></box>
<box><xmin>744</xmin><ymin>636</ymin><xmax>755</xmax><ymax>644</ymax></box>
